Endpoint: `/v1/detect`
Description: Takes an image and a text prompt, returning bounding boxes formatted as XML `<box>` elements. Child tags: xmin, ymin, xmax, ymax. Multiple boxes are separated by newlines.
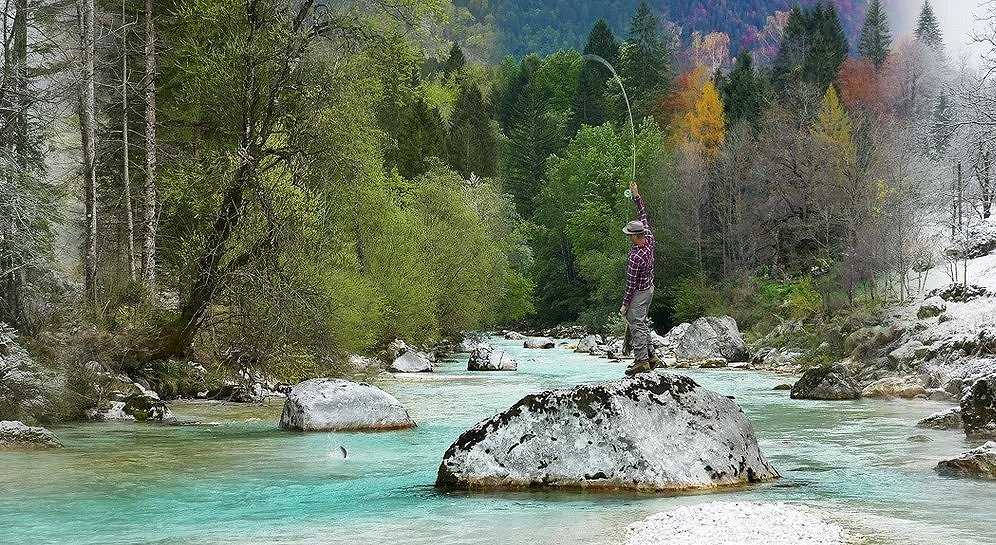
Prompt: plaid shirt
<box><xmin>623</xmin><ymin>195</ymin><xmax>655</xmax><ymax>307</ymax></box>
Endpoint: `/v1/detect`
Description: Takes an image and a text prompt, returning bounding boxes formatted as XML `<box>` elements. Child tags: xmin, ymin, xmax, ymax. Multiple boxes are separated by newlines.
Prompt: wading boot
<box><xmin>648</xmin><ymin>354</ymin><xmax>664</xmax><ymax>370</ymax></box>
<box><xmin>624</xmin><ymin>359</ymin><xmax>651</xmax><ymax>377</ymax></box>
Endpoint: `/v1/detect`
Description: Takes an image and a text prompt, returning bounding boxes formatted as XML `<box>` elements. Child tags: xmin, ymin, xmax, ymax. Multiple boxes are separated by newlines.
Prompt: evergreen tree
<box><xmin>773</xmin><ymin>2</ymin><xmax>848</xmax><ymax>93</ymax></box>
<box><xmin>447</xmin><ymin>82</ymin><xmax>498</xmax><ymax>178</ymax></box>
<box><xmin>619</xmin><ymin>1</ymin><xmax>672</xmax><ymax>123</ymax></box>
<box><xmin>504</xmin><ymin>85</ymin><xmax>561</xmax><ymax>217</ymax></box>
<box><xmin>570</xmin><ymin>19</ymin><xmax>619</xmax><ymax>133</ymax></box>
<box><xmin>497</xmin><ymin>54</ymin><xmax>540</xmax><ymax>133</ymax></box>
<box><xmin>808</xmin><ymin>3</ymin><xmax>849</xmax><ymax>91</ymax></box>
<box><xmin>915</xmin><ymin>1</ymin><xmax>943</xmax><ymax>49</ymax></box>
<box><xmin>442</xmin><ymin>42</ymin><xmax>466</xmax><ymax>76</ymax></box>
<box><xmin>858</xmin><ymin>0</ymin><xmax>891</xmax><ymax>69</ymax></box>
<box><xmin>722</xmin><ymin>50</ymin><xmax>763</xmax><ymax>129</ymax></box>
<box><xmin>930</xmin><ymin>93</ymin><xmax>953</xmax><ymax>158</ymax></box>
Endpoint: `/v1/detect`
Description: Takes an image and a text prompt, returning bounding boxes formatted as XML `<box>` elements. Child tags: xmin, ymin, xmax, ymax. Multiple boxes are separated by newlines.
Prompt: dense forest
<box><xmin>3</xmin><ymin>0</ymin><xmax>995</xmax><ymax>422</ymax></box>
<box><xmin>452</xmin><ymin>0</ymin><xmax>873</xmax><ymax>58</ymax></box>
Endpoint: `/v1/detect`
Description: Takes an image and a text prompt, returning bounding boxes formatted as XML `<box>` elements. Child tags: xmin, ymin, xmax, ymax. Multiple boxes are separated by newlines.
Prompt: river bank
<box><xmin>2</xmin><ymin>338</ymin><xmax>992</xmax><ymax>545</ymax></box>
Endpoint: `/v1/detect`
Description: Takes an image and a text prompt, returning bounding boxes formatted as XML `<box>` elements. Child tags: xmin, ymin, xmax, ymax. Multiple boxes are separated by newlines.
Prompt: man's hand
<box><xmin>629</xmin><ymin>180</ymin><xmax>639</xmax><ymax>198</ymax></box>
<box><xmin>619</xmin><ymin>305</ymin><xmax>628</xmax><ymax>316</ymax></box>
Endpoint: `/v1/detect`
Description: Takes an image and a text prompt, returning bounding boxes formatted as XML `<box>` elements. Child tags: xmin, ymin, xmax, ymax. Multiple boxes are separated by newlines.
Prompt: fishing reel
<box><xmin>624</xmin><ymin>188</ymin><xmax>633</xmax><ymax>199</ymax></box>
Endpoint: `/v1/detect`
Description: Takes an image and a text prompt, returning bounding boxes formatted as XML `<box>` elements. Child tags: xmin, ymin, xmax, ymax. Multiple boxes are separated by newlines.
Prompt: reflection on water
<box><xmin>1</xmin><ymin>338</ymin><xmax>993</xmax><ymax>545</ymax></box>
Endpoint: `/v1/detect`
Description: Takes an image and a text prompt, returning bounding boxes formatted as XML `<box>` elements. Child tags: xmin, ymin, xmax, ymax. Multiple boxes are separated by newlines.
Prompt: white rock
<box><xmin>936</xmin><ymin>441</ymin><xmax>996</xmax><ymax>480</ymax></box>
<box><xmin>575</xmin><ymin>335</ymin><xmax>602</xmax><ymax>353</ymax></box>
<box><xmin>523</xmin><ymin>337</ymin><xmax>555</xmax><ymax>349</ymax></box>
<box><xmin>436</xmin><ymin>372</ymin><xmax>778</xmax><ymax>491</ymax></box>
<box><xmin>279</xmin><ymin>378</ymin><xmax>415</xmax><ymax>431</ymax></box>
<box><xmin>860</xmin><ymin>376</ymin><xmax>927</xmax><ymax>399</ymax></box>
<box><xmin>388</xmin><ymin>351</ymin><xmax>432</xmax><ymax>373</ymax></box>
<box><xmin>660</xmin><ymin>316</ymin><xmax>748</xmax><ymax>362</ymax></box>
<box><xmin>387</xmin><ymin>339</ymin><xmax>410</xmax><ymax>359</ymax></box>
<box><xmin>626</xmin><ymin>502</ymin><xmax>843</xmax><ymax>545</ymax></box>
<box><xmin>467</xmin><ymin>345</ymin><xmax>517</xmax><ymax>371</ymax></box>
<box><xmin>0</xmin><ymin>420</ymin><xmax>63</xmax><ymax>449</ymax></box>
<box><xmin>504</xmin><ymin>331</ymin><xmax>526</xmax><ymax>340</ymax></box>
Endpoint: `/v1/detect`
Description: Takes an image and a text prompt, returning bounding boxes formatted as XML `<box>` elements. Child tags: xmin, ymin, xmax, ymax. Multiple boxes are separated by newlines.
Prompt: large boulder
<box><xmin>0</xmin><ymin>325</ymin><xmax>48</xmax><ymax>420</ymax></box>
<box><xmin>575</xmin><ymin>335</ymin><xmax>603</xmax><ymax>354</ymax></box>
<box><xmin>927</xmin><ymin>283</ymin><xmax>990</xmax><ymax>303</ymax></box>
<box><xmin>467</xmin><ymin>345</ymin><xmax>517</xmax><ymax>371</ymax></box>
<box><xmin>935</xmin><ymin>442</ymin><xmax>996</xmax><ymax>480</ymax></box>
<box><xmin>961</xmin><ymin>374</ymin><xmax>996</xmax><ymax>439</ymax></box>
<box><xmin>917</xmin><ymin>297</ymin><xmax>947</xmax><ymax>320</ymax></box>
<box><xmin>523</xmin><ymin>337</ymin><xmax>555</xmax><ymax>349</ymax></box>
<box><xmin>917</xmin><ymin>407</ymin><xmax>964</xmax><ymax>430</ymax></box>
<box><xmin>89</xmin><ymin>393</ymin><xmax>177</xmax><ymax>423</ymax></box>
<box><xmin>435</xmin><ymin>372</ymin><xmax>779</xmax><ymax>491</ymax></box>
<box><xmin>660</xmin><ymin>316</ymin><xmax>748</xmax><ymax>363</ymax></box>
<box><xmin>0</xmin><ymin>420</ymin><xmax>62</xmax><ymax>449</ymax></box>
<box><xmin>504</xmin><ymin>331</ymin><xmax>526</xmax><ymax>340</ymax></box>
<box><xmin>279</xmin><ymin>378</ymin><xmax>415</xmax><ymax>431</ymax></box>
<box><xmin>388</xmin><ymin>351</ymin><xmax>432</xmax><ymax>373</ymax></box>
<box><xmin>790</xmin><ymin>364</ymin><xmax>860</xmax><ymax>400</ymax></box>
<box><xmin>860</xmin><ymin>376</ymin><xmax>927</xmax><ymax>399</ymax></box>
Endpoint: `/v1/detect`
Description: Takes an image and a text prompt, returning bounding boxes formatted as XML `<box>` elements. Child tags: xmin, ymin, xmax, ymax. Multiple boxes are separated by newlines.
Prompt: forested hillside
<box><xmin>455</xmin><ymin>0</ymin><xmax>872</xmax><ymax>57</ymax></box>
<box><xmin>4</xmin><ymin>0</ymin><xmax>994</xmax><ymax>424</ymax></box>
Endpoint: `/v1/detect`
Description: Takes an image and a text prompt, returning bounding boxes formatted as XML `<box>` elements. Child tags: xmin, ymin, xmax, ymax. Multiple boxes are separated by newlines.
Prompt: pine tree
<box><xmin>619</xmin><ymin>1</ymin><xmax>672</xmax><ymax>123</ymax></box>
<box><xmin>858</xmin><ymin>0</ymin><xmax>892</xmax><ymax>69</ymax></box>
<box><xmin>504</xmin><ymin>85</ymin><xmax>561</xmax><ymax>217</ymax></box>
<box><xmin>930</xmin><ymin>93</ymin><xmax>953</xmax><ymax>158</ymax></box>
<box><xmin>722</xmin><ymin>50</ymin><xmax>763</xmax><ymax>129</ymax></box>
<box><xmin>915</xmin><ymin>1</ymin><xmax>943</xmax><ymax>49</ymax></box>
<box><xmin>442</xmin><ymin>42</ymin><xmax>466</xmax><ymax>77</ymax></box>
<box><xmin>447</xmin><ymin>82</ymin><xmax>498</xmax><ymax>178</ymax></box>
<box><xmin>570</xmin><ymin>19</ymin><xmax>619</xmax><ymax>133</ymax></box>
<box><xmin>773</xmin><ymin>2</ymin><xmax>848</xmax><ymax>93</ymax></box>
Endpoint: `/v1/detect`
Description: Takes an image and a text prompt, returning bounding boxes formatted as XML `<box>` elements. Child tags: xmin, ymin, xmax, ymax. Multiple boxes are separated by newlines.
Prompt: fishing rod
<box><xmin>582</xmin><ymin>54</ymin><xmax>636</xmax><ymax>196</ymax></box>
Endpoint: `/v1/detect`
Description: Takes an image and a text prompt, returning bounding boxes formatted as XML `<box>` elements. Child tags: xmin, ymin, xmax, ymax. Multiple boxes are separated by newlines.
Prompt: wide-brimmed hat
<box><xmin>622</xmin><ymin>220</ymin><xmax>645</xmax><ymax>235</ymax></box>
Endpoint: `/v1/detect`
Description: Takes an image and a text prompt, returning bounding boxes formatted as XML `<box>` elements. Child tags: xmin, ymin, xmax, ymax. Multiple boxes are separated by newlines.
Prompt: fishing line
<box><xmin>582</xmin><ymin>54</ymin><xmax>636</xmax><ymax>193</ymax></box>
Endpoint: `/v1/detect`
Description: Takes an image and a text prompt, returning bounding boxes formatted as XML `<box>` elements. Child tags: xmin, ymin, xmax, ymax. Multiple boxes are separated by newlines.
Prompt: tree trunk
<box><xmin>1</xmin><ymin>0</ymin><xmax>29</xmax><ymax>325</ymax></box>
<box><xmin>78</xmin><ymin>0</ymin><xmax>98</xmax><ymax>309</ymax></box>
<box><xmin>141</xmin><ymin>0</ymin><xmax>158</xmax><ymax>290</ymax></box>
<box><xmin>123</xmin><ymin>0</ymin><xmax>136</xmax><ymax>280</ymax></box>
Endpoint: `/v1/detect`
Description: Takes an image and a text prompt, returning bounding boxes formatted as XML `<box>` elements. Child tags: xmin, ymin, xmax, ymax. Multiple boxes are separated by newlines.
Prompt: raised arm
<box><xmin>630</xmin><ymin>181</ymin><xmax>648</xmax><ymax>228</ymax></box>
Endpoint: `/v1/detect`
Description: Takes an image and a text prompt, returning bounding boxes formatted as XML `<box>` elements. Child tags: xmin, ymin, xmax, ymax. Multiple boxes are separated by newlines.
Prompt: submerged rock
<box><xmin>467</xmin><ymin>345</ymin><xmax>517</xmax><ymax>371</ymax></box>
<box><xmin>917</xmin><ymin>407</ymin><xmax>963</xmax><ymax>430</ymax></box>
<box><xmin>860</xmin><ymin>376</ymin><xmax>927</xmax><ymax>399</ymax></box>
<box><xmin>626</xmin><ymin>502</ymin><xmax>843</xmax><ymax>545</ymax></box>
<box><xmin>523</xmin><ymin>337</ymin><xmax>555</xmax><ymax>349</ymax></box>
<box><xmin>0</xmin><ymin>420</ymin><xmax>62</xmax><ymax>449</ymax></box>
<box><xmin>699</xmin><ymin>357</ymin><xmax>729</xmax><ymax>369</ymax></box>
<box><xmin>961</xmin><ymin>374</ymin><xmax>996</xmax><ymax>439</ymax></box>
<box><xmin>660</xmin><ymin>316</ymin><xmax>748</xmax><ymax>363</ymax></box>
<box><xmin>88</xmin><ymin>394</ymin><xmax>176</xmax><ymax>423</ymax></box>
<box><xmin>388</xmin><ymin>351</ymin><xmax>432</xmax><ymax>373</ymax></box>
<box><xmin>279</xmin><ymin>378</ymin><xmax>415</xmax><ymax>431</ymax></box>
<box><xmin>436</xmin><ymin>372</ymin><xmax>778</xmax><ymax>491</ymax></box>
<box><xmin>790</xmin><ymin>365</ymin><xmax>860</xmax><ymax>400</ymax></box>
<box><xmin>936</xmin><ymin>442</ymin><xmax>996</xmax><ymax>480</ymax></box>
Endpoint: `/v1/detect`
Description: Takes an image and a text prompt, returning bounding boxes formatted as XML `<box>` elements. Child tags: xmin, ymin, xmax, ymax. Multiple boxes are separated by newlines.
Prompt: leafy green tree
<box><xmin>858</xmin><ymin>0</ymin><xmax>891</xmax><ymax>69</ymax></box>
<box><xmin>532</xmin><ymin>120</ymin><xmax>674</xmax><ymax>326</ymax></box>
<box><xmin>914</xmin><ymin>1</ymin><xmax>943</xmax><ymax>50</ymax></box>
<box><xmin>571</xmin><ymin>19</ymin><xmax>620</xmax><ymax>132</ymax></box>
<box><xmin>619</xmin><ymin>1</ymin><xmax>673</xmax><ymax>123</ymax></box>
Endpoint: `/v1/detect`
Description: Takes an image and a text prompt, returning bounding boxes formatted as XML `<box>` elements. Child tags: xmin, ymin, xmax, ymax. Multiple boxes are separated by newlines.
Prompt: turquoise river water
<box><xmin>2</xmin><ymin>337</ymin><xmax>994</xmax><ymax>545</ymax></box>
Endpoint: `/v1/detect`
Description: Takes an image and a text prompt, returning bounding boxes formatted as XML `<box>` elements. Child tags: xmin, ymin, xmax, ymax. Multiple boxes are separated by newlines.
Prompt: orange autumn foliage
<box><xmin>838</xmin><ymin>58</ymin><xmax>884</xmax><ymax>113</ymax></box>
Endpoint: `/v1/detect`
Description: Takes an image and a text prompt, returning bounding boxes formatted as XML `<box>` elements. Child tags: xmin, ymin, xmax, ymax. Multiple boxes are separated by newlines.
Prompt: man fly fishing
<box><xmin>620</xmin><ymin>180</ymin><xmax>663</xmax><ymax>376</ymax></box>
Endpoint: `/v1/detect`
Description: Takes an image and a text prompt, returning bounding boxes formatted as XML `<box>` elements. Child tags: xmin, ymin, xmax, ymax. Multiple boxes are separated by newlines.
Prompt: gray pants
<box><xmin>625</xmin><ymin>287</ymin><xmax>654</xmax><ymax>361</ymax></box>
